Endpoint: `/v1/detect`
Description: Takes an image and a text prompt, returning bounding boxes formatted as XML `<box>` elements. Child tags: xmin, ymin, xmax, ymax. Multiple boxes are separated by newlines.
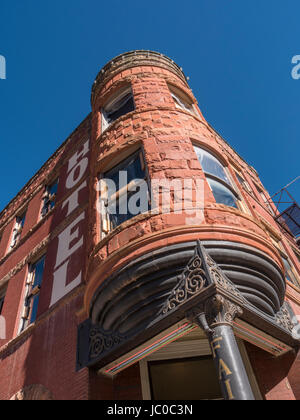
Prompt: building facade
<box><xmin>0</xmin><ymin>51</ymin><xmax>299</xmax><ymax>400</ymax></box>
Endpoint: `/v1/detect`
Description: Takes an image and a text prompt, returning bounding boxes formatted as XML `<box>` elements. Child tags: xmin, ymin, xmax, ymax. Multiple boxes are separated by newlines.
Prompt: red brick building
<box><xmin>0</xmin><ymin>51</ymin><xmax>299</xmax><ymax>400</ymax></box>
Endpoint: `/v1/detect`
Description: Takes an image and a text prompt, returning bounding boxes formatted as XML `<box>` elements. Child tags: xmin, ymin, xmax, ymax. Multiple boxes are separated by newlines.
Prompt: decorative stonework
<box><xmin>91</xmin><ymin>50</ymin><xmax>188</xmax><ymax>105</ymax></box>
<box><xmin>10</xmin><ymin>385</ymin><xmax>53</xmax><ymax>400</ymax></box>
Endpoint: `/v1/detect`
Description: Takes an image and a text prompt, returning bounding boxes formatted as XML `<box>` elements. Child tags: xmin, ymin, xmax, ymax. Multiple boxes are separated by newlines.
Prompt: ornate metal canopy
<box><xmin>77</xmin><ymin>241</ymin><xmax>299</xmax><ymax>372</ymax></box>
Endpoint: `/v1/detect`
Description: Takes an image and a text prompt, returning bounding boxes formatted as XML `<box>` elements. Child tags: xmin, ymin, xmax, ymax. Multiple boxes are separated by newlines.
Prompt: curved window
<box><xmin>207</xmin><ymin>179</ymin><xmax>238</xmax><ymax>209</ymax></box>
<box><xmin>194</xmin><ymin>145</ymin><xmax>239</xmax><ymax>209</ymax></box>
<box><xmin>194</xmin><ymin>147</ymin><xmax>230</xmax><ymax>184</ymax></box>
<box><xmin>169</xmin><ymin>85</ymin><xmax>196</xmax><ymax>115</ymax></box>
<box><xmin>102</xmin><ymin>88</ymin><xmax>135</xmax><ymax>131</ymax></box>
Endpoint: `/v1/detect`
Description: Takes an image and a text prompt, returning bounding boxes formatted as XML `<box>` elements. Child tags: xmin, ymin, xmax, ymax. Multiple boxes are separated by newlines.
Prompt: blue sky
<box><xmin>0</xmin><ymin>0</ymin><xmax>299</xmax><ymax>212</ymax></box>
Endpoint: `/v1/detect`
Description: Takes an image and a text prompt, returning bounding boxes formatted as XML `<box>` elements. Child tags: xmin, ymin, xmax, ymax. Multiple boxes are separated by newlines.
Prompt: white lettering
<box><xmin>62</xmin><ymin>181</ymin><xmax>87</xmax><ymax>217</ymax></box>
<box><xmin>50</xmin><ymin>260</ymin><xmax>81</xmax><ymax>307</ymax></box>
<box><xmin>66</xmin><ymin>158</ymin><xmax>88</xmax><ymax>189</ymax></box>
<box><xmin>68</xmin><ymin>140</ymin><xmax>89</xmax><ymax>172</ymax></box>
<box><xmin>55</xmin><ymin>211</ymin><xmax>85</xmax><ymax>269</ymax></box>
<box><xmin>292</xmin><ymin>55</ymin><xmax>300</xmax><ymax>80</ymax></box>
<box><xmin>0</xmin><ymin>55</ymin><xmax>6</xmax><ymax>80</ymax></box>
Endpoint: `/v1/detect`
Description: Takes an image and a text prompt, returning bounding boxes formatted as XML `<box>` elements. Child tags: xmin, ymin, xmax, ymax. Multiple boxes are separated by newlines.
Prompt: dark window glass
<box><xmin>149</xmin><ymin>356</ymin><xmax>223</xmax><ymax>400</ymax></box>
<box><xmin>208</xmin><ymin>178</ymin><xmax>238</xmax><ymax>209</ymax></box>
<box><xmin>0</xmin><ymin>294</ymin><xmax>5</xmax><ymax>315</ymax></box>
<box><xmin>20</xmin><ymin>256</ymin><xmax>46</xmax><ymax>332</ymax></box>
<box><xmin>102</xmin><ymin>151</ymin><xmax>148</xmax><ymax>231</ymax></box>
<box><xmin>103</xmin><ymin>90</ymin><xmax>135</xmax><ymax>129</ymax></box>
<box><xmin>106</xmin><ymin>94</ymin><xmax>134</xmax><ymax>124</ymax></box>
<box><xmin>105</xmin><ymin>153</ymin><xmax>145</xmax><ymax>192</ymax></box>
<box><xmin>41</xmin><ymin>179</ymin><xmax>59</xmax><ymax>217</ymax></box>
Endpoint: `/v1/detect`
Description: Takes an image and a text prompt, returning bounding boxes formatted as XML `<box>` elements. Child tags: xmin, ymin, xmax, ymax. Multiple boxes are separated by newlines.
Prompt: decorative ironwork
<box><xmin>205</xmin><ymin>252</ymin><xmax>247</xmax><ymax>303</ymax></box>
<box><xmin>275</xmin><ymin>303</ymin><xmax>295</xmax><ymax>333</ymax></box>
<box><xmin>205</xmin><ymin>294</ymin><xmax>243</xmax><ymax>328</ymax></box>
<box><xmin>161</xmin><ymin>244</ymin><xmax>209</xmax><ymax>315</ymax></box>
<box><xmin>89</xmin><ymin>326</ymin><xmax>126</xmax><ymax>360</ymax></box>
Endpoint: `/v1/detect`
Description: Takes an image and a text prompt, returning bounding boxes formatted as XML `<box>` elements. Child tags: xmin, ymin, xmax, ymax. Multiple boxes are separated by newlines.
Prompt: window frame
<box><xmin>139</xmin><ymin>333</ymin><xmax>261</xmax><ymax>400</ymax></box>
<box><xmin>0</xmin><ymin>285</ymin><xmax>7</xmax><ymax>315</ymax></box>
<box><xmin>168</xmin><ymin>84</ymin><xmax>198</xmax><ymax>116</ymax></box>
<box><xmin>9</xmin><ymin>211</ymin><xmax>26</xmax><ymax>251</ymax></box>
<box><xmin>193</xmin><ymin>144</ymin><xmax>241</xmax><ymax>210</ymax></box>
<box><xmin>19</xmin><ymin>255</ymin><xmax>46</xmax><ymax>333</ymax></box>
<box><xmin>234</xmin><ymin>170</ymin><xmax>253</xmax><ymax>196</ymax></box>
<box><xmin>41</xmin><ymin>178</ymin><xmax>59</xmax><ymax>218</ymax></box>
<box><xmin>254</xmin><ymin>183</ymin><xmax>275</xmax><ymax>215</ymax></box>
<box><xmin>101</xmin><ymin>87</ymin><xmax>135</xmax><ymax>132</ymax></box>
<box><xmin>281</xmin><ymin>253</ymin><xmax>300</xmax><ymax>288</ymax></box>
<box><xmin>99</xmin><ymin>149</ymin><xmax>149</xmax><ymax>236</ymax></box>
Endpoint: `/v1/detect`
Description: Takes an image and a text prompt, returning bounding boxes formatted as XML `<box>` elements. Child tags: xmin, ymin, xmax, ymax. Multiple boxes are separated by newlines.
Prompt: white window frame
<box><xmin>234</xmin><ymin>170</ymin><xmax>253</xmax><ymax>195</ymax></box>
<box><xmin>193</xmin><ymin>144</ymin><xmax>243</xmax><ymax>210</ymax></box>
<box><xmin>169</xmin><ymin>85</ymin><xmax>198</xmax><ymax>116</ymax></box>
<box><xmin>102</xmin><ymin>87</ymin><xmax>134</xmax><ymax>132</ymax></box>
<box><xmin>9</xmin><ymin>213</ymin><xmax>26</xmax><ymax>251</ymax></box>
<box><xmin>18</xmin><ymin>256</ymin><xmax>45</xmax><ymax>334</ymax></box>
<box><xmin>41</xmin><ymin>179</ymin><xmax>59</xmax><ymax>218</ymax></box>
<box><xmin>255</xmin><ymin>184</ymin><xmax>275</xmax><ymax>215</ymax></box>
<box><xmin>99</xmin><ymin>150</ymin><xmax>148</xmax><ymax>236</ymax></box>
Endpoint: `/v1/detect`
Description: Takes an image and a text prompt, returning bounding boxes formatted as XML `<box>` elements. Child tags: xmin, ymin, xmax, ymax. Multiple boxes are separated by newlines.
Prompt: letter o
<box><xmin>66</xmin><ymin>158</ymin><xmax>88</xmax><ymax>189</ymax></box>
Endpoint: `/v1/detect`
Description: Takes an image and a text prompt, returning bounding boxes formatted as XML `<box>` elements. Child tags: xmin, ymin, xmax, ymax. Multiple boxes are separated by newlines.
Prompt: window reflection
<box><xmin>194</xmin><ymin>145</ymin><xmax>239</xmax><ymax>209</ymax></box>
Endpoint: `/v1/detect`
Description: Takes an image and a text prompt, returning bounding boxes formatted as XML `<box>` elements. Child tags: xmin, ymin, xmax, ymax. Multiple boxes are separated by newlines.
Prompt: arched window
<box><xmin>194</xmin><ymin>145</ymin><xmax>239</xmax><ymax>209</ymax></box>
<box><xmin>102</xmin><ymin>87</ymin><xmax>135</xmax><ymax>131</ymax></box>
<box><xmin>168</xmin><ymin>85</ymin><xmax>197</xmax><ymax>116</ymax></box>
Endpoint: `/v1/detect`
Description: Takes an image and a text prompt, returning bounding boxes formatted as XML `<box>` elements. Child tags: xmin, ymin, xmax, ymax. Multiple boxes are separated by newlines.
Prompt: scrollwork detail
<box><xmin>161</xmin><ymin>248</ymin><xmax>208</xmax><ymax>315</ymax></box>
<box><xmin>89</xmin><ymin>327</ymin><xmax>126</xmax><ymax>360</ymax></box>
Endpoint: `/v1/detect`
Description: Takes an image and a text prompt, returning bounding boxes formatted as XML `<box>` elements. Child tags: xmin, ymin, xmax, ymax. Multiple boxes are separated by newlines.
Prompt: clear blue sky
<box><xmin>0</xmin><ymin>0</ymin><xmax>299</xmax><ymax>212</ymax></box>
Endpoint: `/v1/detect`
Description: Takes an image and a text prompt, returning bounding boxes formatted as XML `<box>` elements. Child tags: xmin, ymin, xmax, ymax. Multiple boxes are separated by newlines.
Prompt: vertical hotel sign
<box><xmin>50</xmin><ymin>139</ymin><xmax>89</xmax><ymax>307</ymax></box>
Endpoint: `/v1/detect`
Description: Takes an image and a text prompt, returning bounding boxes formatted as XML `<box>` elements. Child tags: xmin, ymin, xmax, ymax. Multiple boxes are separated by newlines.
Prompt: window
<box><xmin>255</xmin><ymin>184</ymin><xmax>275</xmax><ymax>215</ymax></box>
<box><xmin>9</xmin><ymin>212</ymin><xmax>26</xmax><ymax>250</ymax></box>
<box><xmin>169</xmin><ymin>85</ymin><xmax>196</xmax><ymax>115</ymax></box>
<box><xmin>102</xmin><ymin>87</ymin><xmax>135</xmax><ymax>131</ymax></box>
<box><xmin>41</xmin><ymin>179</ymin><xmax>59</xmax><ymax>217</ymax></box>
<box><xmin>0</xmin><ymin>286</ymin><xmax>6</xmax><ymax>315</ymax></box>
<box><xmin>149</xmin><ymin>356</ymin><xmax>222</xmax><ymax>400</ymax></box>
<box><xmin>282</xmin><ymin>255</ymin><xmax>300</xmax><ymax>288</ymax></box>
<box><xmin>19</xmin><ymin>256</ymin><xmax>46</xmax><ymax>332</ymax></box>
<box><xmin>194</xmin><ymin>145</ymin><xmax>239</xmax><ymax>209</ymax></box>
<box><xmin>235</xmin><ymin>171</ymin><xmax>253</xmax><ymax>195</ymax></box>
<box><xmin>100</xmin><ymin>151</ymin><xmax>148</xmax><ymax>233</ymax></box>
